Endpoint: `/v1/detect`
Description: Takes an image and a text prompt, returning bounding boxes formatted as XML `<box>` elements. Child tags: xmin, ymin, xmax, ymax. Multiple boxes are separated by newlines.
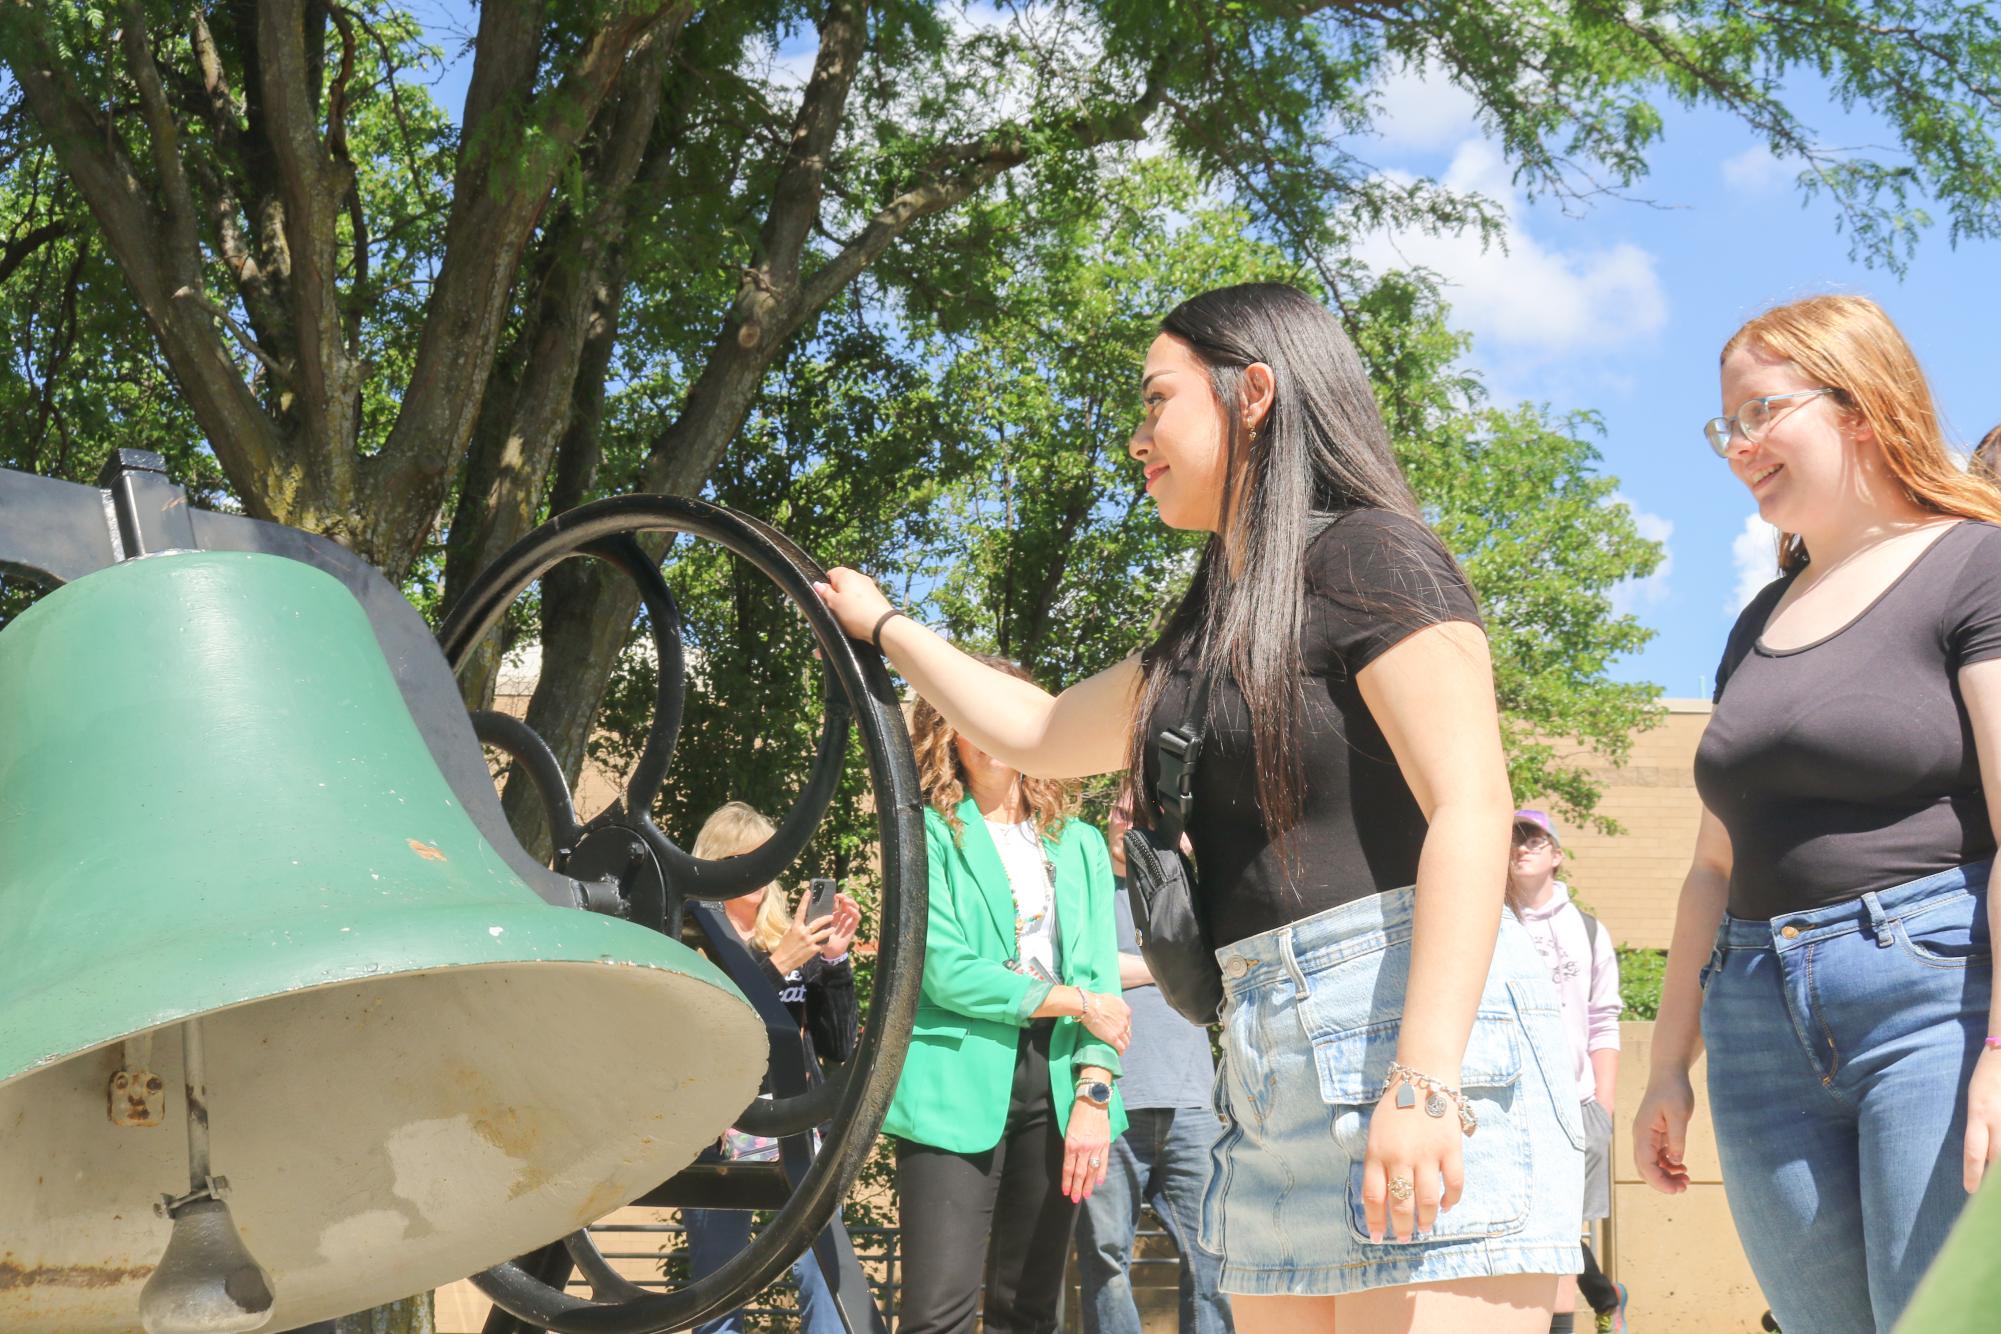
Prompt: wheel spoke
<box><xmin>639</xmin><ymin>663</ymin><xmax>850</xmax><ymax>902</ymax></box>
<box><xmin>580</xmin><ymin>535</ymin><xmax>687</xmax><ymax>818</ymax></box>
<box><xmin>562</xmin><ymin>1231</ymin><xmax>653</xmax><ymax>1304</ymax></box>
<box><xmin>469</xmin><ymin>709</ymin><xmax>584</xmax><ymax>856</ymax></box>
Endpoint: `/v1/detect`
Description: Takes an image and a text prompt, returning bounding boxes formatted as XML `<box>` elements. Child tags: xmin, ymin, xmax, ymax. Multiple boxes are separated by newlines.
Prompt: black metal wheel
<box><xmin>438</xmin><ymin>495</ymin><xmax>925</xmax><ymax>1333</ymax></box>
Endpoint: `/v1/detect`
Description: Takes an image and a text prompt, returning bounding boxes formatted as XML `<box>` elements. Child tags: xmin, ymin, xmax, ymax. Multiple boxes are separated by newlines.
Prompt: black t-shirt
<box><xmin>1142</xmin><ymin>508</ymin><xmax>1483</xmax><ymax>948</ymax></box>
<box><xmin>754</xmin><ymin>950</ymin><xmax>857</xmax><ymax>1070</ymax></box>
<box><xmin>1696</xmin><ymin>520</ymin><xmax>2001</xmax><ymax>919</ymax></box>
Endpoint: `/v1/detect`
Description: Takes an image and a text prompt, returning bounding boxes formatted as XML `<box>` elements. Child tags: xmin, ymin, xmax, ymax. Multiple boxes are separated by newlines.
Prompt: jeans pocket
<box><xmin>1896</xmin><ymin>890</ymin><xmax>1991</xmax><ymax>967</ymax></box>
<box><xmin>1306</xmin><ymin>1008</ymin><xmax>1533</xmax><ymax>1245</ymax></box>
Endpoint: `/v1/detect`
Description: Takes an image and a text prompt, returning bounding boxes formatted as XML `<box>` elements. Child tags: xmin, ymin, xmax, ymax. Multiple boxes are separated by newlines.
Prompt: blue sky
<box><xmin>407</xmin><ymin>10</ymin><xmax>1998</xmax><ymax>700</ymax></box>
<box><xmin>1355</xmin><ymin>67</ymin><xmax>2001</xmax><ymax>700</ymax></box>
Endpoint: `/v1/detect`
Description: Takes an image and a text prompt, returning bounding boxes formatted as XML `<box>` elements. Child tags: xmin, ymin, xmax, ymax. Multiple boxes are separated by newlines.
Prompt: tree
<box><xmin>6</xmin><ymin>0</ymin><xmax>1999</xmax><ymax>808</ymax></box>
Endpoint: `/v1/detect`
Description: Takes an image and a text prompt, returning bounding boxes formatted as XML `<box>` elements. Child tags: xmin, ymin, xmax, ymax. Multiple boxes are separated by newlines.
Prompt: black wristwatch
<box><xmin>1074</xmin><ymin>1078</ymin><xmax>1112</xmax><ymax>1110</ymax></box>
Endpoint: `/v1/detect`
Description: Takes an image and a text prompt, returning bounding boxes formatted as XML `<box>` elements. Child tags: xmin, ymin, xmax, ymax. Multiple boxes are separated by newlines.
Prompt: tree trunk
<box><xmin>442</xmin><ymin>38</ymin><xmax>663</xmax><ymax>710</ymax></box>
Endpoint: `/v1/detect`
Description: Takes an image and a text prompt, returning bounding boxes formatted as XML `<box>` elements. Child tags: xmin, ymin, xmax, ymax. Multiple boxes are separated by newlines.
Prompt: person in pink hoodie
<box><xmin>1509</xmin><ymin>810</ymin><xmax>1630</xmax><ymax>1334</ymax></box>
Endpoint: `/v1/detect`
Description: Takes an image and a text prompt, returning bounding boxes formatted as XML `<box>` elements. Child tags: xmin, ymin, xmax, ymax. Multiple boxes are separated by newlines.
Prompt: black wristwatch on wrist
<box><xmin>1074</xmin><ymin>1078</ymin><xmax>1112</xmax><ymax>1109</ymax></box>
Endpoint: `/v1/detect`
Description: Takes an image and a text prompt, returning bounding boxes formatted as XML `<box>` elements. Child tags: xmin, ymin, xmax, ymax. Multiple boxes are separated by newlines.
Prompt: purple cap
<box><xmin>1513</xmin><ymin>808</ymin><xmax>1560</xmax><ymax>846</ymax></box>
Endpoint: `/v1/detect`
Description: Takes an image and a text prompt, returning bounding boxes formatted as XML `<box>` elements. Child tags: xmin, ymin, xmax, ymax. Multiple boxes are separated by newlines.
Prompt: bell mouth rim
<box><xmin>0</xmin><ymin>919</ymin><xmax>770</xmax><ymax>1333</ymax></box>
<box><xmin>0</xmin><ymin>901</ymin><xmax>745</xmax><ymax>1091</ymax></box>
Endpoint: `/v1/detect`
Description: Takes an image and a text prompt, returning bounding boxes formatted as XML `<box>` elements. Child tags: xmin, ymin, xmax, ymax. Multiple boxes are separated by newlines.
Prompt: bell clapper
<box><xmin>135</xmin><ymin>1018</ymin><xmax>277</xmax><ymax>1334</ymax></box>
<box><xmin>156</xmin><ymin>1019</ymin><xmax>226</xmax><ymax>1215</ymax></box>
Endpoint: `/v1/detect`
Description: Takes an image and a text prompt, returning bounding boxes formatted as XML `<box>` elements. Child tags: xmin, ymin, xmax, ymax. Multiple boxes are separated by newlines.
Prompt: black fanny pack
<box><xmin>1123</xmin><ymin>667</ymin><xmax>1222</xmax><ymax>1027</ymax></box>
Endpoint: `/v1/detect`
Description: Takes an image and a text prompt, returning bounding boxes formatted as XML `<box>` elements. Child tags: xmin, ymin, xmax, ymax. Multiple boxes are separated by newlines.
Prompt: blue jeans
<box><xmin>1701</xmin><ymin>862</ymin><xmax>1992</xmax><ymax>1334</ymax></box>
<box><xmin>682</xmin><ymin>1207</ymin><xmax>842</xmax><ymax>1334</ymax></box>
<box><xmin>1075</xmin><ymin>1106</ymin><xmax>1234</xmax><ymax>1334</ymax></box>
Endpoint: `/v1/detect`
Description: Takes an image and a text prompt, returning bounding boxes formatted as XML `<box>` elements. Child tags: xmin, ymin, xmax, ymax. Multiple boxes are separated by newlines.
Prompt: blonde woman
<box><xmin>879</xmin><ymin>655</ymin><xmax>1131</xmax><ymax>1334</ymax></box>
<box><xmin>1633</xmin><ymin>296</ymin><xmax>2001</xmax><ymax>1332</ymax></box>
<box><xmin>683</xmin><ymin>801</ymin><xmax>859</xmax><ymax>1334</ymax></box>
<box><xmin>698</xmin><ymin>800</ymin><xmax>861</xmax><ymax>1063</ymax></box>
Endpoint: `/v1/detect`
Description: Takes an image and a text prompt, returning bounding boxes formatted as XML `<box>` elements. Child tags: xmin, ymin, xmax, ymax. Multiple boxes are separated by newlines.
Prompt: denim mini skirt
<box><xmin>1200</xmin><ymin>887</ymin><xmax>1585</xmax><ymax>1295</ymax></box>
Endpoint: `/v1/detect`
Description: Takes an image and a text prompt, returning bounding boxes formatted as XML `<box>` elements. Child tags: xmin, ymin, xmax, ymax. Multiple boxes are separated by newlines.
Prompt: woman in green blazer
<box><xmin>885</xmin><ymin>657</ymin><xmax>1133</xmax><ymax>1334</ymax></box>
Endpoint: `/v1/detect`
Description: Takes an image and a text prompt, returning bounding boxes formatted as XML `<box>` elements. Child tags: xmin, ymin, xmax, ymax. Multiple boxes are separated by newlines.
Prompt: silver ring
<box><xmin>1088</xmin><ymin>1156</ymin><xmax>1101</xmax><ymax>1168</ymax></box>
<box><xmin>1388</xmin><ymin>1175</ymin><xmax>1414</xmax><ymax>1203</ymax></box>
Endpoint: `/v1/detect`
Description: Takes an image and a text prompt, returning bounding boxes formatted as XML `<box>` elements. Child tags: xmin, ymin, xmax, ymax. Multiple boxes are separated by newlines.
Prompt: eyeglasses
<box><xmin>1703</xmin><ymin>388</ymin><xmax>1837</xmax><ymax>457</ymax></box>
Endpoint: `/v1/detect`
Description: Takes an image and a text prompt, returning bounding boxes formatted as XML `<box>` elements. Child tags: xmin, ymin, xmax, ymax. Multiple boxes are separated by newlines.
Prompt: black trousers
<box><xmin>893</xmin><ymin>1021</ymin><xmax>1079</xmax><ymax>1333</ymax></box>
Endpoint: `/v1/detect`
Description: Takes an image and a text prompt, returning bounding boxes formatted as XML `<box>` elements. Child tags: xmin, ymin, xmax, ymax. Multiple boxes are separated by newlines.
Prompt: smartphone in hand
<box><xmin>806</xmin><ymin>876</ymin><xmax>838</xmax><ymax>924</ymax></box>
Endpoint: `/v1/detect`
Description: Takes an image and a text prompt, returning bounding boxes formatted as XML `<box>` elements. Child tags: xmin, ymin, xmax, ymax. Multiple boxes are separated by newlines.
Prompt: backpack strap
<box><xmin>1150</xmin><ymin>668</ymin><xmax>1213</xmax><ymax>848</ymax></box>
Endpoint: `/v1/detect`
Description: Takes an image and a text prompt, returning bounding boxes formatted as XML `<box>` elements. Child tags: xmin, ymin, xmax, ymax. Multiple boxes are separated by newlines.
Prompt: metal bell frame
<box><xmin>442</xmin><ymin>496</ymin><xmax>926</xmax><ymax>1333</ymax></box>
<box><xmin>0</xmin><ymin>453</ymin><xmax>927</xmax><ymax>1334</ymax></box>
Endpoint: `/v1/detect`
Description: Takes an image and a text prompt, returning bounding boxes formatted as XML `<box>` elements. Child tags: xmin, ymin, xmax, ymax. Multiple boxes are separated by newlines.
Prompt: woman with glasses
<box><xmin>1633</xmin><ymin>294</ymin><xmax>2001</xmax><ymax>1333</ymax></box>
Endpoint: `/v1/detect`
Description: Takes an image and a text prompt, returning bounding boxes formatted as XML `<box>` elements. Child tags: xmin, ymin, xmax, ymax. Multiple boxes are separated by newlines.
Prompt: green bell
<box><xmin>0</xmin><ymin>551</ymin><xmax>765</xmax><ymax>1332</ymax></box>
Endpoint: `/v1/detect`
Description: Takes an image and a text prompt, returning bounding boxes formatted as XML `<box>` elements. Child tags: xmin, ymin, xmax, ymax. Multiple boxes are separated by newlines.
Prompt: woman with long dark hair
<box><xmin>818</xmin><ymin>283</ymin><xmax>1582</xmax><ymax>1332</ymax></box>
<box><xmin>880</xmin><ymin>654</ymin><xmax>1131</xmax><ymax>1334</ymax></box>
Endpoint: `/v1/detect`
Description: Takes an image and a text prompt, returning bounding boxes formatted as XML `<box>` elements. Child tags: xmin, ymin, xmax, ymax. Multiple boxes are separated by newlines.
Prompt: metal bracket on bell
<box><xmin>109</xmin><ymin>1034</ymin><xmax>167</xmax><ymax>1127</ymax></box>
<box><xmin>157</xmin><ymin>1175</ymin><xmax>232</xmax><ymax>1219</ymax></box>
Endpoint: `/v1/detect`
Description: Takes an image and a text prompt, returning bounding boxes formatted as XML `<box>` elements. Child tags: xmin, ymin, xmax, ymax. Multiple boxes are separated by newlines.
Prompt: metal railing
<box><xmin>577</xmin><ymin>1215</ymin><xmax>1188</xmax><ymax>1331</ymax></box>
<box><xmin>575</xmin><ymin>1221</ymin><xmax>903</xmax><ymax>1329</ymax></box>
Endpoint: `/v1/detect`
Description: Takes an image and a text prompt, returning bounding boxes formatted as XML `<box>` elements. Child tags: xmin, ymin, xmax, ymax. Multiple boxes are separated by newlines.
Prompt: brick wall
<box><xmin>1534</xmin><ymin>699</ymin><xmax>1710</xmax><ymax>951</ymax></box>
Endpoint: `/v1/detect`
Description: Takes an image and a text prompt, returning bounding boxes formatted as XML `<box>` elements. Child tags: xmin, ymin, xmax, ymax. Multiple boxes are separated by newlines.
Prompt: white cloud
<box><xmin>1730</xmin><ymin>513</ymin><xmax>1780</xmax><ymax>613</ymax></box>
<box><xmin>1354</xmin><ymin>139</ymin><xmax>1668</xmax><ymax>364</ymax></box>
<box><xmin>1608</xmin><ymin>493</ymin><xmax>1675</xmax><ymax>615</ymax></box>
<box><xmin>1372</xmin><ymin>63</ymin><xmax>1483</xmax><ymax>153</ymax></box>
<box><xmin>1720</xmin><ymin>144</ymin><xmax>1793</xmax><ymax>194</ymax></box>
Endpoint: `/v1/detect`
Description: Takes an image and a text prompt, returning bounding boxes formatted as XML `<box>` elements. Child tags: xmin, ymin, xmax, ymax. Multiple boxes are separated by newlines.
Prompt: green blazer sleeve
<box><xmin>918</xmin><ymin>812</ymin><xmax>1038</xmax><ymax>1026</ymax></box>
<box><xmin>1063</xmin><ymin>823</ymin><xmax>1124</xmax><ymax>1079</ymax></box>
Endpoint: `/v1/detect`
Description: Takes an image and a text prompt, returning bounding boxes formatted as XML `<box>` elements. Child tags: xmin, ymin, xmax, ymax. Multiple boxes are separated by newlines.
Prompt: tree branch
<box><xmin>173</xmin><ymin>284</ymin><xmax>293</xmax><ymax>386</ymax></box>
<box><xmin>648</xmin><ymin>53</ymin><xmax>1167</xmax><ymax>497</ymax></box>
<box><xmin>1016</xmin><ymin>455</ymin><xmax>1102</xmax><ymax>668</ymax></box>
<box><xmin>0</xmin><ymin>220</ymin><xmax>68</xmax><ymax>286</ymax></box>
<box><xmin>744</xmin><ymin>0</ymin><xmax>868</xmax><ymax>328</ymax></box>
<box><xmin>444</xmin><ymin>53</ymin><xmax>666</xmax><ymax>612</ymax></box>
<box><xmin>358</xmin><ymin>0</ymin><xmax>694</xmax><ymax>578</ymax></box>
<box><xmin>183</xmin><ymin>3</ymin><xmax>292</xmax><ymax>351</ymax></box>
<box><xmin>0</xmin><ymin>0</ymin><xmax>285</xmax><ymax>513</ymax></box>
<box><xmin>28</xmin><ymin>240</ymin><xmax>88</xmax><ymax>474</ymax></box>
<box><xmin>325</xmin><ymin>4</ymin><xmax>368</xmax><ymax>332</ymax></box>
<box><xmin>257</xmin><ymin>0</ymin><xmax>360</xmax><ymax>506</ymax></box>
<box><xmin>117</xmin><ymin>0</ymin><xmax>203</xmax><ymax>276</ymax></box>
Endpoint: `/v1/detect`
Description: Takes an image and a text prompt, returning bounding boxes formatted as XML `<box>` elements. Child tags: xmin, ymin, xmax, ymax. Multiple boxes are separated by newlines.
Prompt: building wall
<box><xmin>1612</xmin><ymin>1021</ymin><xmax>1770</xmax><ymax>1332</ymax></box>
<box><xmin>1541</xmin><ymin>699</ymin><xmax>1711</xmax><ymax>950</ymax></box>
<box><xmin>1552</xmin><ymin>702</ymin><xmax>1770</xmax><ymax>1329</ymax></box>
